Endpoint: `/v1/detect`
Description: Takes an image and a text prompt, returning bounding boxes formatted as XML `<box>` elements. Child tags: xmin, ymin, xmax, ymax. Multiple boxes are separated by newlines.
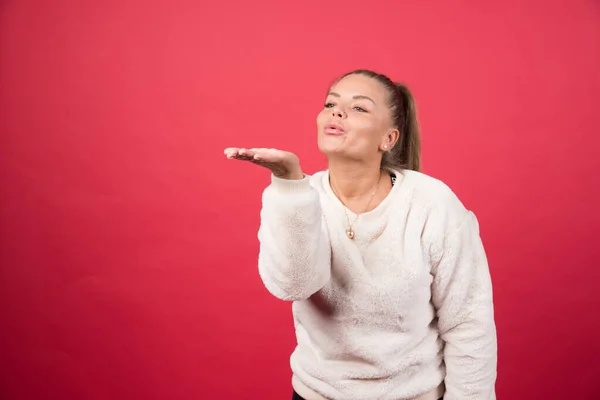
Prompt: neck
<box><xmin>328</xmin><ymin>159</ymin><xmax>383</xmax><ymax>200</ymax></box>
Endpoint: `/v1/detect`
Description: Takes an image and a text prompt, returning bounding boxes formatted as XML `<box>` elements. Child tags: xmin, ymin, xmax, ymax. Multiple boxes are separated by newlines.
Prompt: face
<box><xmin>317</xmin><ymin>74</ymin><xmax>399</xmax><ymax>161</ymax></box>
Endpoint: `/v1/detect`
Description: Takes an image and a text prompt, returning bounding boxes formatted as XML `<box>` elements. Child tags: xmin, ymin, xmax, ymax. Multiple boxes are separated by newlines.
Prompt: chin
<box><xmin>317</xmin><ymin>134</ymin><xmax>346</xmax><ymax>155</ymax></box>
<box><xmin>318</xmin><ymin>143</ymin><xmax>345</xmax><ymax>156</ymax></box>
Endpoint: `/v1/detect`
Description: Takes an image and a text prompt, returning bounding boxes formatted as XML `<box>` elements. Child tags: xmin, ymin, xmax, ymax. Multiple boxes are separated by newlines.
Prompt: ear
<box><xmin>380</xmin><ymin>128</ymin><xmax>400</xmax><ymax>152</ymax></box>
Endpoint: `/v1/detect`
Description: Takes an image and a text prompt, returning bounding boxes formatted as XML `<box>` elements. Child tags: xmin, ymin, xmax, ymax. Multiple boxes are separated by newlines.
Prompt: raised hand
<box><xmin>224</xmin><ymin>147</ymin><xmax>304</xmax><ymax>180</ymax></box>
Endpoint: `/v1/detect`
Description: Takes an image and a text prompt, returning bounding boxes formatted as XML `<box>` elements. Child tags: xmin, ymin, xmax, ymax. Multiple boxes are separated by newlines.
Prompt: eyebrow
<box><xmin>328</xmin><ymin>91</ymin><xmax>376</xmax><ymax>105</ymax></box>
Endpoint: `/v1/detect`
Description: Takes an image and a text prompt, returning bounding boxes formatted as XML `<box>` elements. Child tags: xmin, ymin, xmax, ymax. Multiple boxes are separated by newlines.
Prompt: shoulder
<box><xmin>401</xmin><ymin>169</ymin><xmax>455</xmax><ymax>198</ymax></box>
<box><xmin>400</xmin><ymin>169</ymin><xmax>464</xmax><ymax>208</ymax></box>
<box><xmin>398</xmin><ymin>169</ymin><xmax>470</xmax><ymax>232</ymax></box>
<box><xmin>306</xmin><ymin>170</ymin><xmax>329</xmax><ymax>191</ymax></box>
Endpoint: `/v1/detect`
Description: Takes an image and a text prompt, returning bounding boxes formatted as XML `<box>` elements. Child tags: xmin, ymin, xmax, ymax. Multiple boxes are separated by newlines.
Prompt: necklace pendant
<box><xmin>346</xmin><ymin>229</ymin><xmax>355</xmax><ymax>239</ymax></box>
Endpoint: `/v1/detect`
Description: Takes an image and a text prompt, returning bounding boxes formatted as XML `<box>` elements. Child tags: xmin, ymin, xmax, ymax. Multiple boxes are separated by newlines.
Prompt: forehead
<box><xmin>329</xmin><ymin>74</ymin><xmax>387</xmax><ymax>101</ymax></box>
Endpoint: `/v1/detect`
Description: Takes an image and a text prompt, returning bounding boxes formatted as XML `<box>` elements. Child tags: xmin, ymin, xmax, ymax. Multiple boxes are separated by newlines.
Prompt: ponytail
<box><xmin>386</xmin><ymin>83</ymin><xmax>421</xmax><ymax>172</ymax></box>
<box><xmin>338</xmin><ymin>69</ymin><xmax>422</xmax><ymax>172</ymax></box>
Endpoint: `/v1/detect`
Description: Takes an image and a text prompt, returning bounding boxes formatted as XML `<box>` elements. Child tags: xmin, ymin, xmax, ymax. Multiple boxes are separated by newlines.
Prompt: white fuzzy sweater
<box><xmin>257</xmin><ymin>169</ymin><xmax>497</xmax><ymax>400</ymax></box>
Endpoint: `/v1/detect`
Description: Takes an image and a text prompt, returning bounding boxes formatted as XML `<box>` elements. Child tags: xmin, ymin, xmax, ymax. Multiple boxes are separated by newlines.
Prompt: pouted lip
<box><xmin>324</xmin><ymin>122</ymin><xmax>345</xmax><ymax>134</ymax></box>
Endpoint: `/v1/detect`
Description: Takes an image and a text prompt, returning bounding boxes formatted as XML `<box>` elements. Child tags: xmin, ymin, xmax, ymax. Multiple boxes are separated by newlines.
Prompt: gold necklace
<box><xmin>330</xmin><ymin>170</ymin><xmax>382</xmax><ymax>240</ymax></box>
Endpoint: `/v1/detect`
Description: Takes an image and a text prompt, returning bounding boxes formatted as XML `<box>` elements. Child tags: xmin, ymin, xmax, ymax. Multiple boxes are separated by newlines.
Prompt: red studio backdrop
<box><xmin>1</xmin><ymin>1</ymin><xmax>599</xmax><ymax>399</ymax></box>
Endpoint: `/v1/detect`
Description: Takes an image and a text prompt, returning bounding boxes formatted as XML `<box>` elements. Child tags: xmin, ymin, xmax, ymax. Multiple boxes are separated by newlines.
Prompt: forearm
<box><xmin>257</xmin><ymin>174</ymin><xmax>331</xmax><ymax>301</ymax></box>
<box><xmin>441</xmin><ymin>307</ymin><xmax>497</xmax><ymax>399</ymax></box>
<box><xmin>431</xmin><ymin>211</ymin><xmax>497</xmax><ymax>399</ymax></box>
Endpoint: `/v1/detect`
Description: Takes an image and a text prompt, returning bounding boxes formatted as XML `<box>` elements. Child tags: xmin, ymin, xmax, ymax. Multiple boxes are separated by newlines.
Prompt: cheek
<box><xmin>350</xmin><ymin>116</ymin><xmax>380</xmax><ymax>141</ymax></box>
<box><xmin>316</xmin><ymin>109</ymin><xmax>329</xmax><ymax>126</ymax></box>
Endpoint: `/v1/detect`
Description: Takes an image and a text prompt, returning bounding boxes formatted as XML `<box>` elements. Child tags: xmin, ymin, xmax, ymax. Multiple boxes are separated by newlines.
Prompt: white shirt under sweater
<box><xmin>257</xmin><ymin>168</ymin><xmax>497</xmax><ymax>400</ymax></box>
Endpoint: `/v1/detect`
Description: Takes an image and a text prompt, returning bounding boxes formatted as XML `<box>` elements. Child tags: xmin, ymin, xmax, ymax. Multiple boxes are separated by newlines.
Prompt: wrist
<box><xmin>276</xmin><ymin>169</ymin><xmax>304</xmax><ymax>180</ymax></box>
<box><xmin>270</xmin><ymin>173</ymin><xmax>311</xmax><ymax>194</ymax></box>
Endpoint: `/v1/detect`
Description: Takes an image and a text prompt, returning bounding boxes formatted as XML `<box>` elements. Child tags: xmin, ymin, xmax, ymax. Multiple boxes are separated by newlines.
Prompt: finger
<box><xmin>231</xmin><ymin>150</ymin><xmax>260</xmax><ymax>163</ymax></box>
<box><xmin>253</xmin><ymin>148</ymin><xmax>281</xmax><ymax>162</ymax></box>
<box><xmin>251</xmin><ymin>148</ymin><xmax>268</xmax><ymax>160</ymax></box>
<box><xmin>238</xmin><ymin>148</ymin><xmax>256</xmax><ymax>158</ymax></box>
<box><xmin>224</xmin><ymin>147</ymin><xmax>240</xmax><ymax>158</ymax></box>
<box><xmin>237</xmin><ymin>148</ymin><xmax>254</xmax><ymax>157</ymax></box>
<box><xmin>247</xmin><ymin>148</ymin><xmax>274</xmax><ymax>162</ymax></box>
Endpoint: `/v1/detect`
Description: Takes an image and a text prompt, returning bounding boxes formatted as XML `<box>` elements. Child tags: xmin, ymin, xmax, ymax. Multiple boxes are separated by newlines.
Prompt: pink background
<box><xmin>1</xmin><ymin>1</ymin><xmax>599</xmax><ymax>399</ymax></box>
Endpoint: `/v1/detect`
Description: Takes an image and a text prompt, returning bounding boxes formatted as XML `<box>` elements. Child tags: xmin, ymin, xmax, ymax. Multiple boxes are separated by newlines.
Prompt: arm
<box><xmin>430</xmin><ymin>208</ymin><xmax>497</xmax><ymax>400</ymax></box>
<box><xmin>257</xmin><ymin>174</ymin><xmax>331</xmax><ymax>301</ymax></box>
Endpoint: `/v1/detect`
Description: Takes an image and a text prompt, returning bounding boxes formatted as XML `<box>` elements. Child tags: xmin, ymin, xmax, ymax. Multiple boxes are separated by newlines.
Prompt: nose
<box><xmin>331</xmin><ymin>106</ymin><xmax>346</xmax><ymax>119</ymax></box>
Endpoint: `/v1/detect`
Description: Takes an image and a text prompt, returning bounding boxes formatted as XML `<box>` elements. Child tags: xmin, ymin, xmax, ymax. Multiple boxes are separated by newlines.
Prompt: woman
<box><xmin>224</xmin><ymin>69</ymin><xmax>497</xmax><ymax>400</ymax></box>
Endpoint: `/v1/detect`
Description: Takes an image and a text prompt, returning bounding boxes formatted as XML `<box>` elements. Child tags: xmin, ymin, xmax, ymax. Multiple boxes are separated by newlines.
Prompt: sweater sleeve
<box><xmin>256</xmin><ymin>174</ymin><xmax>331</xmax><ymax>301</ymax></box>
<box><xmin>430</xmin><ymin>205</ymin><xmax>497</xmax><ymax>400</ymax></box>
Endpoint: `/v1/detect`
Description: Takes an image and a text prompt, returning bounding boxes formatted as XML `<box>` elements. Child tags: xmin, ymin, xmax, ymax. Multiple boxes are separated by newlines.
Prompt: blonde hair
<box><xmin>338</xmin><ymin>70</ymin><xmax>421</xmax><ymax>172</ymax></box>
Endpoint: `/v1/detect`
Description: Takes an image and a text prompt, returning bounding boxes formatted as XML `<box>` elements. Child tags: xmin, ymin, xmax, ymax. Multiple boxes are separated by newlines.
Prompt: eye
<box><xmin>353</xmin><ymin>106</ymin><xmax>367</xmax><ymax>112</ymax></box>
<box><xmin>324</xmin><ymin>102</ymin><xmax>334</xmax><ymax>108</ymax></box>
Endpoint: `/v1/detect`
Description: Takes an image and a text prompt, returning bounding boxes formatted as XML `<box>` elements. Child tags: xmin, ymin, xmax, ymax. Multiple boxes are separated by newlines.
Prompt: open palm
<box><xmin>224</xmin><ymin>147</ymin><xmax>303</xmax><ymax>180</ymax></box>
